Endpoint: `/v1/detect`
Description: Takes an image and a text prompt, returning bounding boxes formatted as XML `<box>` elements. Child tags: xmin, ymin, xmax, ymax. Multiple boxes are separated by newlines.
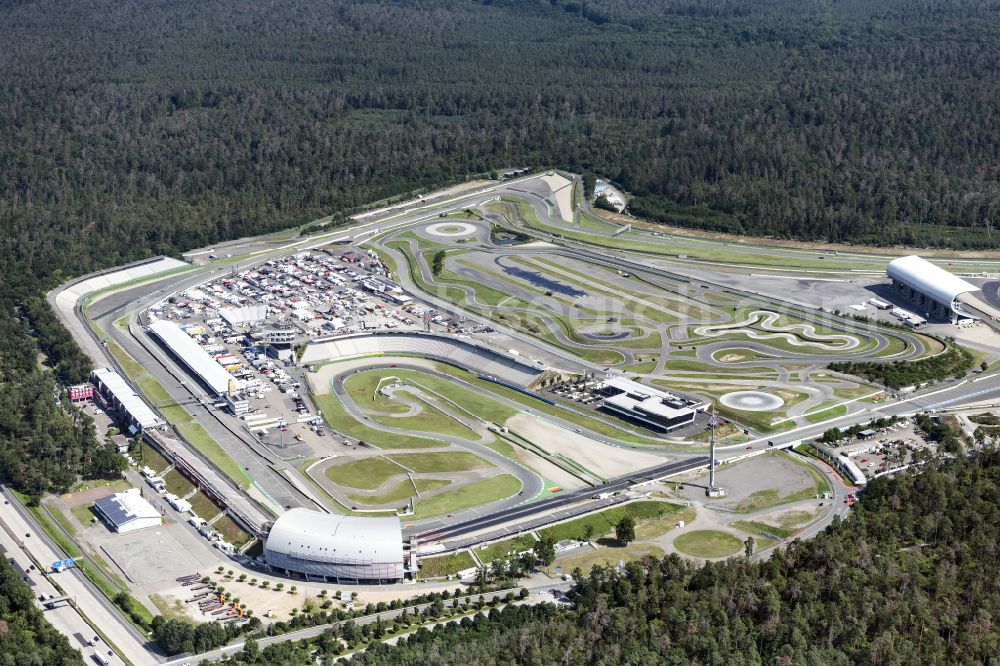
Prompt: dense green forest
<box><xmin>212</xmin><ymin>452</ymin><xmax>1000</xmax><ymax>664</ymax></box>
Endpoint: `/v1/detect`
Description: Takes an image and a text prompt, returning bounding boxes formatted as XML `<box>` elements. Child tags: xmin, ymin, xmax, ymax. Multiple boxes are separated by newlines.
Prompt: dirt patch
<box><xmin>508</xmin><ymin>444</ymin><xmax>585</xmax><ymax>492</ymax></box>
<box><xmin>194</xmin><ymin>572</ymin><xmax>460</xmax><ymax>622</ymax></box>
<box><xmin>60</xmin><ymin>486</ymin><xmax>119</xmax><ymax>507</ymax></box>
<box><xmin>540</xmin><ymin>174</ymin><xmax>575</xmax><ymax>223</ymax></box>
<box><xmin>504</xmin><ymin>413</ymin><xmax>664</xmax><ymax>479</ymax></box>
<box><xmin>755</xmin><ymin>507</ymin><xmax>819</xmax><ymax>528</ymax></box>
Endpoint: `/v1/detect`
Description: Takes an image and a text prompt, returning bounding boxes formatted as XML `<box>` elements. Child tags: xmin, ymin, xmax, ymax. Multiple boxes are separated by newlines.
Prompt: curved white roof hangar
<box><xmin>887</xmin><ymin>255</ymin><xmax>977</xmax><ymax>313</ymax></box>
<box><xmin>264</xmin><ymin>509</ymin><xmax>404</xmax><ymax>581</ymax></box>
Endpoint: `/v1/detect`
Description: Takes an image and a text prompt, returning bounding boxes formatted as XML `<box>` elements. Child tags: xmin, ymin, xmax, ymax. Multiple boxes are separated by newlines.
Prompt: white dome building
<box><xmin>264</xmin><ymin>509</ymin><xmax>405</xmax><ymax>582</ymax></box>
<box><xmin>886</xmin><ymin>255</ymin><xmax>978</xmax><ymax>319</ymax></box>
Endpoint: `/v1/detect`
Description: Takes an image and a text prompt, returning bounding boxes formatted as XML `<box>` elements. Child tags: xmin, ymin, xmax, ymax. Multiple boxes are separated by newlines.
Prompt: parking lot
<box><xmin>826</xmin><ymin>417</ymin><xmax>935</xmax><ymax>480</ymax></box>
<box><xmin>144</xmin><ymin>247</ymin><xmax>474</xmax><ymax>447</ymax></box>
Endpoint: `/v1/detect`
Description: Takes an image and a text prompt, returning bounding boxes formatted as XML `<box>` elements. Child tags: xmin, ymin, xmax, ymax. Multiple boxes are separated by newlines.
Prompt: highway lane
<box><xmin>0</xmin><ymin>490</ymin><xmax>160</xmax><ymax>665</ymax></box>
<box><xmin>0</xmin><ymin>504</ymin><xmax>129</xmax><ymax>666</ymax></box>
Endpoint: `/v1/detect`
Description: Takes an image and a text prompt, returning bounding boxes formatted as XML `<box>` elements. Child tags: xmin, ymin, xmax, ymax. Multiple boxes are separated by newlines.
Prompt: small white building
<box><xmin>93</xmin><ymin>489</ymin><xmax>162</xmax><ymax>534</ymax></box>
<box><xmin>164</xmin><ymin>493</ymin><xmax>192</xmax><ymax>513</ymax></box>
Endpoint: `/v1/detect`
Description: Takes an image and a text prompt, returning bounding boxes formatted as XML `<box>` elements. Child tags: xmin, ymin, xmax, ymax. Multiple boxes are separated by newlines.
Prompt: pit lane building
<box><xmin>263</xmin><ymin>509</ymin><xmax>405</xmax><ymax>582</ymax></box>
<box><xmin>148</xmin><ymin>319</ymin><xmax>244</xmax><ymax>397</ymax></box>
<box><xmin>91</xmin><ymin>367</ymin><xmax>164</xmax><ymax>434</ymax></box>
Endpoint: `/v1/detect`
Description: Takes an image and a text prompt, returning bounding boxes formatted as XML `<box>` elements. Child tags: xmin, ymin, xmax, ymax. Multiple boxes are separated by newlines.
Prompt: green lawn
<box><xmin>804</xmin><ymin>402</ymin><xmax>849</xmax><ymax>424</ymax></box>
<box><xmin>672</xmin><ymin>530</ymin><xmax>743</xmax><ymax>558</ymax></box>
<box><xmin>158</xmin><ymin>405</ymin><xmax>252</xmax><ymax>489</ymax></box>
<box><xmin>149</xmin><ymin>594</ymin><xmax>192</xmax><ymax>623</ymax></box>
<box><xmin>538</xmin><ymin>501</ymin><xmax>682</xmax><ymax>543</ymax></box>
<box><xmin>311</xmin><ymin>391</ymin><xmax>447</xmax><ymax>449</ymax></box>
<box><xmin>211</xmin><ymin>514</ymin><xmax>253</xmax><ymax>548</ymax></box>
<box><xmin>187</xmin><ymin>490</ymin><xmax>224</xmax><ymax>521</ymax></box>
<box><xmin>634</xmin><ymin>506</ymin><xmax>697</xmax><ymax>540</ymax></box>
<box><xmin>730</xmin><ymin>520</ymin><xmax>794</xmax><ymax>540</ymax></box>
<box><xmin>417</xmin><ymin>550</ymin><xmax>476</xmax><ymax>579</ymax></box>
<box><xmin>106</xmin><ymin>340</ymin><xmax>146</xmax><ymax>382</ymax></box>
<box><xmin>348</xmin><ymin>478</ymin><xmax>451</xmax><ymax>506</ymax></box>
<box><xmin>324</xmin><ymin>457</ymin><xmax>407</xmax><ymax>490</ymax></box>
<box><xmin>137</xmin><ymin>442</ymin><xmax>171</xmax><ymax>475</ymax></box>
<box><xmin>414</xmin><ymin>474</ymin><xmax>521</xmax><ymax>519</ymax></box>
<box><xmin>832</xmin><ymin>383</ymin><xmax>881</xmax><ymax>400</ymax></box>
<box><xmin>397</xmin><ymin>371</ymin><xmax>518</xmax><ymax>425</ymax></box>
<box><xmin>364</xmin><ymin>395</ymin><xmax>478</xmax><ymax>439</ymax></box>
<box><xmin>389</xmin><ymin>452</ymin><xmax>491</xmax><ymax>473</ymax></box>
<box><xmin>342</xmin><ymin>372</ymin><xmax>415</xmax><ymax>414</ymax></box>
<box><xmin>544</xmin><ymin>543</ymin><xmax>665</xmax><ymax>576</ymax></box>
<box><xmin>70</xmin><ymin>478</ymin><xmax>132</xmax><ymax>494</ymax></box>
<box><xmin>70</xmin><ymin>503</ymin><xmax>96</xmax><ymax>527</ymax></box>
<box><xmin>475</xmin><ymin>535</ymin><xmax>537</xmax><ymax>563</ymax></box>
<box><xmin>163</xmin><ymin>468</ymin><xmax>195</xmax><ymax>497</ymax></box>
<box><xmin>48</xmin><ymin>505</ymin><xmax>79</xmax><ymax>537</ymax></box>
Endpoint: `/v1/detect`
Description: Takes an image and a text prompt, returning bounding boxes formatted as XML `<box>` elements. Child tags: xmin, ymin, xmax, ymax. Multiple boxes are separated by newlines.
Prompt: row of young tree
<box><xmin>829</xmin><ymin>343</ymin><xmax>977</xmax><ymax>389</ymax></box>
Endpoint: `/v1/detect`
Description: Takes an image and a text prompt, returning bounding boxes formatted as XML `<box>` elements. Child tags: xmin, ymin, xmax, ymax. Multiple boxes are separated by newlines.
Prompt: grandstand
<box><xmin>54</xmin><ymin>256</ymin><xmax>189</xmax><ymax>320</ymax></box>
<box><xmin>301</xmin><ymin>332</ymin><xmax>543</xmax><ymax>387</ymax></box>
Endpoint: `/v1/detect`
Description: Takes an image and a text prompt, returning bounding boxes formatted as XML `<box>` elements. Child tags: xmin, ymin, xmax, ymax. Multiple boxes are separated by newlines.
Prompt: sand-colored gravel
<box><xmin>504</xmin><ymin>413</ymin><xmax>665</xmax><ymax>479</ymax></box>
<box><xmin>540</xmin><ymin>173</ymin><xmax>575</xmax><ymax>223</ymax></box>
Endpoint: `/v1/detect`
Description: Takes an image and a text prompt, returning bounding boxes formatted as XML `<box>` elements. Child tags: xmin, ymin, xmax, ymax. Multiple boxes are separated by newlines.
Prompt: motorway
<box><xmin>0</xmin><ymin>490</ymin><xmax>158</xmax><ymax>666</ymax></box>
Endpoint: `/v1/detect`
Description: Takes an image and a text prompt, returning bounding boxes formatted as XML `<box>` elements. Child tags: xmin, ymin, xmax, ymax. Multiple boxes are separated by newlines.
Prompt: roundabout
<box><xmin>424</xmin><ymin>221</ymin><xmax>478</xmax><ymax>237</ymax></box>
<box><xmin>719</xmin><ymin>390</ymin><xmax>785</xmax><ymax>412</ymax></box>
